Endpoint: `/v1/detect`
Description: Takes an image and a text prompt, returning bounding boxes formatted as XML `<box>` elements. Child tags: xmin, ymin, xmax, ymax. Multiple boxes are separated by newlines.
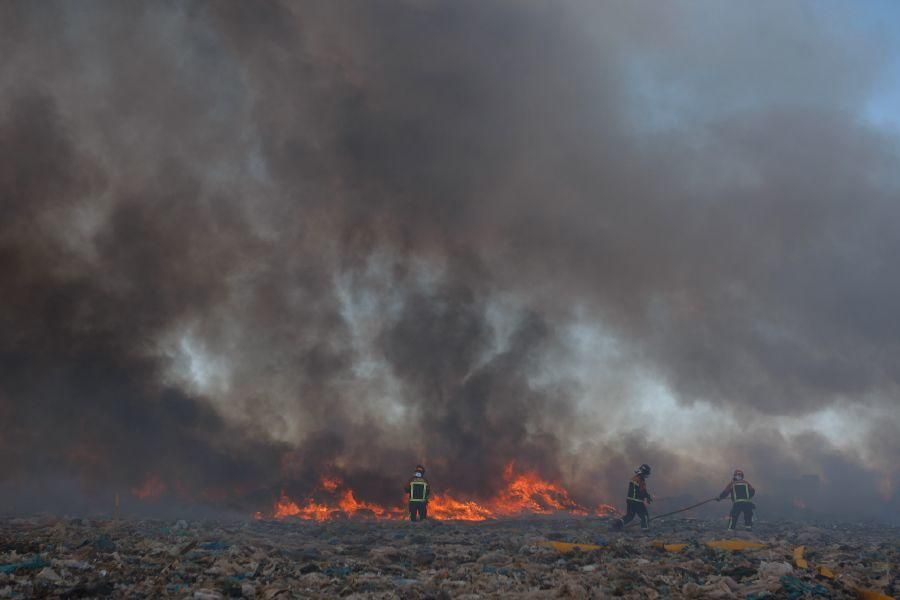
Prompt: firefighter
<box><xmin>717</xmin><ymin>469</ymin><xmax>756</xmax><ymax>530</ymax></box>
<box><xmin>406</xmin><ymin>464</ymin><xmax>429</xmax><ymax>521</ymax></box>
<box><xmin>616</xmin><ymin>463</ymin><xmax>653</xmax><ymax>530</ymax></box>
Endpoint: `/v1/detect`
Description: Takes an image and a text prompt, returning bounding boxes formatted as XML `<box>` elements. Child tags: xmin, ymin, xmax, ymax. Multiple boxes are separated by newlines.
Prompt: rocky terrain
<box><xmin>0</xmin><ymin>515</ymin><xmax>896</xmax><ymax>598</ymax></box>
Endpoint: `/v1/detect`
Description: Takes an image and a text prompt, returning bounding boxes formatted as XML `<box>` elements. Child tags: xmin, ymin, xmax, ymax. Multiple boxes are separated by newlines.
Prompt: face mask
<box><xmin>415</xmin><ymin>472</ymin><xmax>423</xmax><ymax>478</ymax></box>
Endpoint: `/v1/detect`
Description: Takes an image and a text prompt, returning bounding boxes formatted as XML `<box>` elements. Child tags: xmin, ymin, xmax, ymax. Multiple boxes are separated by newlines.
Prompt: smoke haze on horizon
<box><xmin>1</xmin><ymin>0</ymin><xmax>899</xmax><ymax>521</ymax></box>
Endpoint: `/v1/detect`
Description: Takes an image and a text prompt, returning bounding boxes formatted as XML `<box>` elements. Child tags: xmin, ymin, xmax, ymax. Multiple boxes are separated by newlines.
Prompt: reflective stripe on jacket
<box><xmin>407</xmin><ymin>477</ymin><xmax>429</xmax><ymax>502</ymax></box>
<box><xmin>719</xmin><ymin>480</ymin><xmax>755</xmax><ymax>503</ymax></box>
<box><xmin>627</xmin><ymin>475</ymin><xmax>649</xmax><ymax>501</ymax></box>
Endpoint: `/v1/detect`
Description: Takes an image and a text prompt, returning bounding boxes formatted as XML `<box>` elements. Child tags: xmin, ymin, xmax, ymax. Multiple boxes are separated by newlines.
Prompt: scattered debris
<box><xmin>663</xmin><ymin>543</ymin><xmax>688</xmax><ymax>552</ymax></box>
<box><xmin>538</xmin><ymin>541</ymin><xmax>603</xmax><ymax>553</ymax></box>
<box><xmin>0</xmin><ymin>516</ymin><xmax>895</xmax><ymax>598</ymax></box>
<box><xmin>817</xmin><ymin>565</ymin><xmax>836</xmax><ymax>579</ymax></box>
<box><xmin>794</xmin><ymin>545</ymin><xmax>809</xmax><ymax>568</ymax></box>
<box><xmin>858</xmin><ymin>590</ymin><xmax>895</xmax><ymax>600</ymax></box>
<box><xmin>706</xmin><ymin>539</ymin><xmax>766</xmax><ymax>551</ymax></box>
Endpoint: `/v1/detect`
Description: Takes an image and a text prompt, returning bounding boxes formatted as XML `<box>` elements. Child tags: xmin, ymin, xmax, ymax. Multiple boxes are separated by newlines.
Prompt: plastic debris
<box><xmin>538</xmin><ymin>540</ymin><xmax>603</xmax><ymax>553</ymax></box>
<box><xmin>793</xmin><ymin>545</ymin><xmax>809</xmax><ymax>568</ymax></box>
<box><xmin>705</xmin><ymin>539</ymin><xmax>766</xmax><ymax>551</ymax></box>
<box><xmin>856</xmin><ymin>590</ymin><xmax>894</xmax><ymax>600</ymax></box>
<box><xmin>199</xmin><ymin>541</ymin><xmax>229</xmax><ymax>551</ymax></box>
<box><xmin>780</xmin><ymin>575</ymin><xmax>830</xmax><ymax>598</ymax></box>
<box><xmin>36</xmin><ymin>567</ymin><xmax>62</xmax><ymax>582</ymax></box>
<box><xmin>651</xmin><ymin>540</ymin><xmax>689</xmax><ymax>552</ymax></box>
<box><xmin>758</xmin><ymin>561</ymin><xmax>793</xmax><ymax>578</ymax></box>
<box><xmin>817</xmin><ymin>565</ymin><xmax>836</xmax><ymax>579</ymax></box>
<box><xmin>663</xmin><ymin>543</ymin><xmax>688</xmax><ymax>552</ymax></box>
<box><xmin>0</xmin><ymin>515</ymin><xmax>894</xmax><ymax>597</ymax></box>
<box><xmin>0</xmin><ymin>556</ymin><xmax>48</xmax><ymax>574</ymax></box>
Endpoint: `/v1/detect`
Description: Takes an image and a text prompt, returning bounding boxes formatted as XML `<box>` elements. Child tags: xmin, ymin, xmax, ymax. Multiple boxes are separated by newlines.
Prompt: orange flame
<box><xmin>321</xmin><ymin>476</ymin><xmax>340</xmax><ymax>492</ymax></box>
<box><xmin>488</xmin><ymin>464</ymin><xmax>586</xmax><ymax>516</ymax></box>
<box><xmin>131</xmin><ymin>474</ymin><xmax>167</xmax><ymax>501</ymax></box>
<box><xmin>427</xmin><ymin>495</ymin><xmax>496</xmax><ymax>521</ymax></box>
<box><xmin>268</xmin><ymin>464</ymin><xmax>618</xmax><ymax>521</ymax></box>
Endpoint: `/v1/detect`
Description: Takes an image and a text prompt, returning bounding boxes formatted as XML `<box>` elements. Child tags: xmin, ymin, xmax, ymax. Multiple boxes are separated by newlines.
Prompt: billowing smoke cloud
<box><xmin>1</xmin><ymin>0</ymin><xmax>898</xmax><ymax>521</ymax></box>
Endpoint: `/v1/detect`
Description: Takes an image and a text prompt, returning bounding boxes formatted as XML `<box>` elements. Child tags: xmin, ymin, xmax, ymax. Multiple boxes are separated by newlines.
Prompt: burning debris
<box><xmin>0</xmin><ymin>516</ymin><xmax>896</xmax><ymax>598</ymax></box>
<box><xmin>264</xmin><ymin>464</ymin><xmax>618</xmax><ymax>522</ymax></box>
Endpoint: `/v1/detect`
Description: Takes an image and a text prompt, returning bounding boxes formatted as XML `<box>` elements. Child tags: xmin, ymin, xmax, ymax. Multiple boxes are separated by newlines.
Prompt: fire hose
<box><xmin>650</xmin><ymin>496</ymin><xmax>718</xmax><ymax>521</ymax></box>
<box><xmin>620</xmin><ymin>496</ymin><xmax>719</xmax><ymax>528</ymax></box>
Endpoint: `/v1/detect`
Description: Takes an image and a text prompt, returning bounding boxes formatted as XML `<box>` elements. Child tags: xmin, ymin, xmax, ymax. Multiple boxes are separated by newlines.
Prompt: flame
<box><xmin>427</xmin><ymin>495</ymin><xmax>496</xmax><ymax>521</ymax></box>
<box><xmin>596</xmin><ymin>503</ymin><xmax>620</xmax><ymax>516</ymax></box>
<box><xmin>321</xmin><ymin>476</ymin><xmax>340</xmax><ymax>492</ymax></box>
<box><xmin>131</xmin><ymin>474</ymin><xmax>167</xmax><ymax>501</ymax></box>
<box><xmin>267</xmin><ymin>464</ymin><xmax>618</xmax><ymax>521</ymax></box>
<box><xmin>495</xmin><ymin>464</ymin><xmax>586</xmax><ymax>514</ymax></box>
<box><xmin>273</xmin><ymin>491</ymin><xmax>334</xmax><ymax>520</ymax></box>
<box><xmin>272</xmin><ymin>480</ymin><xmax>406</xmax><ymax>520</ymax></box>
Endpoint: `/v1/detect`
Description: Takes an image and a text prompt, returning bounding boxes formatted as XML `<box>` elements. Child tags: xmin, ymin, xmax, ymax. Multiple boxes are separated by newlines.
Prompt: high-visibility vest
<box><xmin>627</xmin><ymin>478</ymin><xmax>643</xmax><ymax>501</ymax></box>
<box><xmin>410</xmin><ymin>479</ymin><xmax>428</xmax><ymax>502</ymax></box>
<box><xmin>732</xmin><ymin>482</ymin><xmax>751</xmax><ymax>503</ymax></box>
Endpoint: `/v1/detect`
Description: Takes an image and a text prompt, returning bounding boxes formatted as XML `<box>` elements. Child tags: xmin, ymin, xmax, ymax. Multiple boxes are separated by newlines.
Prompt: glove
<box><xmin>646</xmin><ymin>495</ymin><xmax>653</xmax><ymax>504</ymax></box>
<box><xmin>716</xmin><ymin>497</ymin><xmax>722</xmax><ymax>502</ymax></box>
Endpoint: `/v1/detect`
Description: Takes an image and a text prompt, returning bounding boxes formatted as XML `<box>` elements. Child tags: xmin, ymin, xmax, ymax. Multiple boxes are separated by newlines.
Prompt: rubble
<box><xmin>0</xmin><ymin>515</ymin><xmax>896</xmax><ymax>598</ymax></box>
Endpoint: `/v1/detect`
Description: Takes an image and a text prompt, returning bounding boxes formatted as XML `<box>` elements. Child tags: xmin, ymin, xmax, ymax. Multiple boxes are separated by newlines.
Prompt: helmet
<box><xmin>415</xmin><ymin>465</ymin><xmax>425</xmax><ymax>475</ymax></box>
<box><xmin>636</xmin><ymin>464</ymin><xmax>651</xmax><ymax>477</ymax></box>
<box><xmin>733</xmin><ymin>469</ymin><xmax>744</xmax><ymax>480</ymax></box>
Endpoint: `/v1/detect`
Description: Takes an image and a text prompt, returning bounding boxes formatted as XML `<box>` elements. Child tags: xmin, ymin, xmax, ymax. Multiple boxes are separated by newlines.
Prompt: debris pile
<box><xmin>0</xmin><ymin>516</ymin><xmax>896</xmax><ymax>598</ymax></box>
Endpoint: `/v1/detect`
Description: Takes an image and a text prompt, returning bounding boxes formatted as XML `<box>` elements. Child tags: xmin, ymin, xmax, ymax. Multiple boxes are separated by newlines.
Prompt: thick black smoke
<box><xmin>1</xmin><ymin>1</ymin><xmax>898</xmax><ymax>520</ymax></box>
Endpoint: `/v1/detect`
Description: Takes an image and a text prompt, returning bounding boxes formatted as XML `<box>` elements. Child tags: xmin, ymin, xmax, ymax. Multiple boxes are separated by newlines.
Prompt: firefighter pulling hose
<box><xmin>613</xmin><ymin>464</ymin><xmax>653</xmax><ymax>530</ymax></box>
<box><xmin>718</xmin><ymin>468</ymin><xmax>756</xmax><ymax>530</ymax></box>
<box><xmin>611</xmin><ymin>464</ymin><xmax>757</xmax><ymax>531</ymax></box>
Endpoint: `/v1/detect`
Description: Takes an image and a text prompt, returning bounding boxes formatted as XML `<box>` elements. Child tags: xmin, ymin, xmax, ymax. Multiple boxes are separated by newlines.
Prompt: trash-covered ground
<box><xmin>0</xmin><ymin>515</ymin><xmax>896</xmax><ymax>598</ymax></box>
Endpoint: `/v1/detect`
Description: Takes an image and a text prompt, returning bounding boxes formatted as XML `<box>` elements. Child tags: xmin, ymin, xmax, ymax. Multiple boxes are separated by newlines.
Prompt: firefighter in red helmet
<box><xmin>718</xmin><ymin>469</ymin><xmax>756</xmax><ymax>530</ymax></box>
<box><xmin>615</xmin><ymin>464</ymin><xmax>653</xmax><ymax>530</ymax></box>
<box><xmin>406</xmin><ymin>465</ymin><xmax>430</xmax><ymax>521</ymax></box>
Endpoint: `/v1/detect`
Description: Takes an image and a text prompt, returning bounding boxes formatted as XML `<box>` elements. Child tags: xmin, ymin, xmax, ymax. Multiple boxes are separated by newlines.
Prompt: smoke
<box><xmin>1</xmin><ymin>0</ymin><xmax>898</xmax><ymax>521</ymax></box>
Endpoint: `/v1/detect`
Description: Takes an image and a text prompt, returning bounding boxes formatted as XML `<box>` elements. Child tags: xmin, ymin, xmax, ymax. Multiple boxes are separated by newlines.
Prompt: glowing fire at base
<box><xmin>131</xmin><ymin>474</ymin><xmax>167</xmax><ymax>501</ymax></box>
<box><xmin>267</xmin><ymin>463</ymin><xmax>619</xmax><ymax>521</ymax></box>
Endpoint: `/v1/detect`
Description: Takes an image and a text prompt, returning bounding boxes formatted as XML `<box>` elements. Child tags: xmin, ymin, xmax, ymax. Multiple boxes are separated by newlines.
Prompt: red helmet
<box><xmin>733</xmin><ymin>469</ymin><xmax>744</xmax><ymax>480</ymax></box>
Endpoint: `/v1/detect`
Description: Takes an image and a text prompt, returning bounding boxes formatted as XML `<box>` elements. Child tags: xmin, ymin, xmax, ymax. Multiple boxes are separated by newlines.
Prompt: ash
<box><xmin>0</xmin><ymin>516</ymin><xmax>896</xmax><ymax>599</ymax></box>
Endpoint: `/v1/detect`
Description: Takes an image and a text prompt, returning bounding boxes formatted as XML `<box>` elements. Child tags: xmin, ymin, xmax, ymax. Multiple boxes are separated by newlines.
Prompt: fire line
<box><xmin>265</xmin><ymin>464</ymin><xmax>619</xmax><ymax>521</ymax></box>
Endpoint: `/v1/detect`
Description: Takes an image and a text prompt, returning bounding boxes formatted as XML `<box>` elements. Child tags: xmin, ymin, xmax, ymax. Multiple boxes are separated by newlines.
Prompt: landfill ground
<box><xmin>0</xmin><ymin>515</ymin><xmax>896</xmax><ymax>599</ymax></box>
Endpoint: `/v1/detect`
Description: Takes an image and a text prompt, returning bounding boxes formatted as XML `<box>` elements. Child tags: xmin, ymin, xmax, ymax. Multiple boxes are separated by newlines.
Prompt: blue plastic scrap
<box><xmin>94</xmin><ymin>535</ymin><xmax>116</xmax><ymax>552</ymax></box>
<box><xmin>0</xmin><ymin>556</ymin><xmax>48</xmax><ymax>574</ymax></box>
<box><xmin>322</xmin><ymin>565</ymin><xmax>352</xmax><ymax>577</ymax></box>
<box><xmin>200</xmin><ymin>541</ymin><xmax>229</xmax><ymax>551</ymax></box>
<box><xmin>780</xmin><ymin>575</ymin><xmax>830</xmax><ymax>599</ymax></box>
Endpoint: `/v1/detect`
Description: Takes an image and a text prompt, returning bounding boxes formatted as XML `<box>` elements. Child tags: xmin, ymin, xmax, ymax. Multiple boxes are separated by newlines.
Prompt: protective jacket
<box><xmin>719</xmin><ymin>480</ymin><xmax>755</xmax><ymax>503</ymax></box>
<box><xmin>406</xmin><ymin>476</ymin><xmax>430</xmax><ymax>503</ymax></box>
<box><xmin>626</xmin><ymin>474</ymin><xmax>651</xmax><ymax>502</ymax></box>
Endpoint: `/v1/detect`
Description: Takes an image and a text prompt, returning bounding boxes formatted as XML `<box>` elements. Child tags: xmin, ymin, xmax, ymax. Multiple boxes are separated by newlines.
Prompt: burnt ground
<box><xmin>0</xmin><ymin>515</ymin><xmax>896</xmax><ymax>599</ymax></box>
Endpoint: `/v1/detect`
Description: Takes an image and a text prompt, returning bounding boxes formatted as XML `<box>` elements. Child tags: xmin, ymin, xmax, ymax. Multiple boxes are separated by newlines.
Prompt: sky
<box><xmin>1</xmin><ymin>0</ymin><xmax>899</xmax><ymax>521</ymax></box>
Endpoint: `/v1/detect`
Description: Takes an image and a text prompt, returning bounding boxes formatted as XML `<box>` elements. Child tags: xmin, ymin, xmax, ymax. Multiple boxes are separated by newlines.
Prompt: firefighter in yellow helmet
<box><xmin>717</xmin><ymin>469</ymin><xmax>756</xmax><ymax>530</ymax></box>
<box><xmin>406</xmin><ymin>465</ymin><xmax>430</xmax><ymax>521</ymax></box>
